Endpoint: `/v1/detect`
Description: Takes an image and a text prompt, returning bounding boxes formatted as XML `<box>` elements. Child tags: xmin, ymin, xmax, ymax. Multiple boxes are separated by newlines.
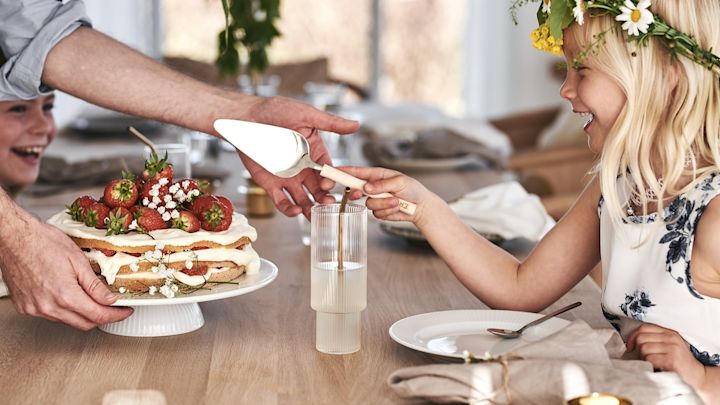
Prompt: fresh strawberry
<box><xmin>122</xmin><ymin>169</ymin><xmax>144</xmax><ymax>195</ymax></box>
<box><xmin>189</xmin><ymin>195</ymin><xmax>220</xmax><ymax>215</ymax></box>
<box><xmin>172</xmin><ymin>210</ymin><xmax>200</xmax><ymax>233</ymax></box>
<box><xmin>140</xmin><ymin>178</ymin><xmax>171</xmax><ymax>208</ymax></box>
<box><xmin>199</xmin><ymin>204</ymin><xmax>231</xmax><ymax>231</ymax></box>
<box><xmin>171</xmin><ymin>178</ymin><xmax>202</xmax><ymax>203</ymax></box>
<box><xmin>182</xmin><ymin>264</ymin><xmax>208</xmax><ymax>277</ymax></box>
<box><xmin>66</xmin><ymin>195</ymin><xmax>97</xmax><ymax>222</ymax></box>
<box><xmin>105</xmin><ymin>207</ymin><xmax>133</xmax><ymax>235</ymax></box>
<box><xmin>142</xmin><ymin>151</ymin><xmax>173</xmax><ymax>183</ymax></box>
<box><xmin>216</xmin><ymin>196</ymin><xmax>235</xmax><ymax>217</ymax></box>
<box><xmin>84</xmin><ymin>202</ymin><xmax>111</xmax><ymax>229</ymax></box>
<box><xmin>103</xmin><ymin>179</ymin><xmax>139</xmax><ymax>208</ymax></box>
<box><xmin>97</xmin><ymin>248</ymin><xmax>117</xmax><ymax>257</ymax></box>
<box><xmin>131</xmin><ymin>206</ymin><xmax>168</xmax><ymax>232</ymax></box>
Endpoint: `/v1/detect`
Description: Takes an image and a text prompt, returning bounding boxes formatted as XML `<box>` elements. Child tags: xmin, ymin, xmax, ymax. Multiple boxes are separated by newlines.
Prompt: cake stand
<box><xmin>100</xmin><ymin>258</ymin><xmax>278</xmax><ymax>337</ymax></box>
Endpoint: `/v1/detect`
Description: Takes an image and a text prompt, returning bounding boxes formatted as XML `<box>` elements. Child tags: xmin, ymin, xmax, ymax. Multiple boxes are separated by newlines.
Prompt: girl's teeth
<box><xmin>11</xmin><ymin>146</ymin><xmax>43</xmax><ymax>157</ymax></box>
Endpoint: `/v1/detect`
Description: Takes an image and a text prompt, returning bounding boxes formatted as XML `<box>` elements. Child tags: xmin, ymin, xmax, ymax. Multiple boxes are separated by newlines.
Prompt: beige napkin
<box><xmin>388</xmin><ymin>320</ymin><xmax>702</xmax><ymax>404</ymax></box>
<box><xmin>381</xmin><ymin>181</ymin><xmax>554</xmax><ymax>242</ymax></box>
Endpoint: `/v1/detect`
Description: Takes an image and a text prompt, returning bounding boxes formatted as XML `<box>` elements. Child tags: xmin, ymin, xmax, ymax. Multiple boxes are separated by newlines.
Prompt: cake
<box><xmin>46</xmin><ymin>152</ymin><xmax>260</xmax><ymax>298</ymax></box>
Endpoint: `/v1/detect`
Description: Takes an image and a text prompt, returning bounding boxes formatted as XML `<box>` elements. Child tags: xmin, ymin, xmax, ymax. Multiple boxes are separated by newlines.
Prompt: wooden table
<box><xmin>2</xmin><ymin>147</ymin><xmax>609</xmax><ymax>405</ymax></box>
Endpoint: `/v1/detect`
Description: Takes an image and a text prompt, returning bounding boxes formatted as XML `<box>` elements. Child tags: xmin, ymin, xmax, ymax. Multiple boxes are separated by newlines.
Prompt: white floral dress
<box><xmin>599</xmin><ymin>173</ymin><xmax>720</xmax><ymax>367</ymax></box>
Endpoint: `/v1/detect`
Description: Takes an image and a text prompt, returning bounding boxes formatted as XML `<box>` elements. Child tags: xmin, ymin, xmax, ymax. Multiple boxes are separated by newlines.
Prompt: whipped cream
<box><xmin>84</xmin><ymin>245</ymin><xmax>261</xmax><ymax>285</ymax></box>
<box><xmin>47</xmin><ymin>211</ymin><xmax>257</xmax><ymax>247</ymax></box>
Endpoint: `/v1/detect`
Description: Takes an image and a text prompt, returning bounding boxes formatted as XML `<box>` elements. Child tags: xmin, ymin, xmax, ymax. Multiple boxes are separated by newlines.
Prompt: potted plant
<box><xmin>215</xmin><ymin>0</ymin><xmax>281</xmax><ymax>93</ymax></box>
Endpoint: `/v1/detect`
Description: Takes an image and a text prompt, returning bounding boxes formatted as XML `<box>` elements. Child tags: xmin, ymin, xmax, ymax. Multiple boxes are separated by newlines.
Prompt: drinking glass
<box><xmin>144</xmin><ymin>143</ymin><xmax>191</xmax><ymax>179</ymax></box>
<box><xmin>310</xmin><ymin>203</ymin><xmax>367</xmax><ymax>354</ymax></box>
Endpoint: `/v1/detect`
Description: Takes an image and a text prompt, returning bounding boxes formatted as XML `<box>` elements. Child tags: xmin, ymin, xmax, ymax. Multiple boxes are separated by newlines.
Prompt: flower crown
<box><xmin>511</xmin><ymin>0</ymin><xmax>720</xmax><ymax>76</ymax></box>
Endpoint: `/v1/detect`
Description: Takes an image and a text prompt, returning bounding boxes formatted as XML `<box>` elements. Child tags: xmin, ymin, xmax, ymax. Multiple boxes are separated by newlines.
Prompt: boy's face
<box><xmin>559</xmin><ymin>34</ymin><xmax>626</xmax><ymax>154</ymax></box>
<box><xmin>0</xmin><ymin>94</ymin><xmax>56</xmax><ymax>186</ymax></box>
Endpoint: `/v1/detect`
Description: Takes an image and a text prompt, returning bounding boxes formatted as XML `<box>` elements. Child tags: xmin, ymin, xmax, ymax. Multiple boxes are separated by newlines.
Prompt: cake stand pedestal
<box><xmin>99</xmin><ymin>258</ymin><xmax>277</xmax><ymax>337</ymax></box>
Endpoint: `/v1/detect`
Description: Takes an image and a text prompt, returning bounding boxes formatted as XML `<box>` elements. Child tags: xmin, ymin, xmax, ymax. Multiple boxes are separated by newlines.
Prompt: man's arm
<box><xmin>0</xmin><ymin>188</ymin><xmax>133</xmax><ymax>329</ymax></box>
<box><xmin>43</xmin><ymin>27</ymin><xmax>359</xmax><ymax>217</ymax></box>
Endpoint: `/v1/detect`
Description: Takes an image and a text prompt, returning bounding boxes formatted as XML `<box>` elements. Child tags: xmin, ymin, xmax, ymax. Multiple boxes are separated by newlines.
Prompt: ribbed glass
<box><xmin>310</xmin><ymin>203</ymin><xmax>367</xmax><ymax>354</ymax></box>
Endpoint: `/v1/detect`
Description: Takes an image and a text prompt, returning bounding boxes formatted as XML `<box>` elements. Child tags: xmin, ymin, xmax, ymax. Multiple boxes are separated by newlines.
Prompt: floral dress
<box><xmin>599</xmin><ymin>173</ymin><xmax>720</xmax><ymax>367</ymax></box>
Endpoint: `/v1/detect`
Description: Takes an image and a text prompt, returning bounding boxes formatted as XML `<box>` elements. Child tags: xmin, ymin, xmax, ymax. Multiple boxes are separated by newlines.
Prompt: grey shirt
<box><xmin>0</xmin><ymin>0</ymin><xmax>91</xmax><ymax>101</ymax></box>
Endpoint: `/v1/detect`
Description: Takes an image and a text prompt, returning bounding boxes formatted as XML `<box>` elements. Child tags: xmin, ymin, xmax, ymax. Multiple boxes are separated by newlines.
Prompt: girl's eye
<box><xmin>43</xmin><ymin>103</ymin><xmax>54</xmax><ymax>111</ymax></box>
<box><xmin>8</xmin><ymin>105</ymin><xmax>26</xmax><ymax>113</ymax></box>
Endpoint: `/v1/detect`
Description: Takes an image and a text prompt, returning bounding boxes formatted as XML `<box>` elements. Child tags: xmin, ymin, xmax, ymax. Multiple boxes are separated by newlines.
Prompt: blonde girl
<box><xmin>329</xmin><ymin>0</ymin><xmax>720</xmax><ymax>401</ymax></box>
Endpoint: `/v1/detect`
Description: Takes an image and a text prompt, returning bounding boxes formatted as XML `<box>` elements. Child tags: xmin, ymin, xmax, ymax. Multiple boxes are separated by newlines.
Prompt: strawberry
<box><xmin>103</xmin><ymin>179</ymin><xmax>139</xmax><ymax>208</ymax></box>
<box><xmin>142</xmin><ymin>151</ymin><xmax>173</xmax><ymax>183</ymax></box>
<box><xmin>216</xmin><ymin>196</ymin><xmax>235</xmax><ymax>218</ymax></box>
<box><xmin>131</xmin><ymin>206</ymin><xmax>168</xmax><ymax>232</ymax></box>
<box><xmin>84</xmin><ymin>202</ymin><xmax>111</xmax><ymax>229</ymax></box>
<box><xmin>189</xmin><ymin>195</ymin><xmax>220</xmax><ymax>215</ymax></box>
<box><xmin>97</xmin><ymin>248</ymin><xmax>117</xmax><ymax>257</ymax></box>
<box><xmin>105</xmin><ymin>207</ymin><xmax>133</xmax><ymax>235</ymax></box>
<box><xmin>199</xmin><ymin>204</ymin><xmax>231</xmax><ymax>231</ymax></box>
<box><xmin>182</xmin><ymin>264</ymin><xmax>208</xmax><ymax>277</ymax></box>
<box><xmin>66</xmin><ymin>195</ymin><xmax>97</xmax><ymax>222</ymax></box>
<box><xmin>122</xmin><ymin>169</ymin><xmax>144</xmax><ymax>195</ymax></box>
<box><xmin>140</xmin><ymin>178</ymin><xmax>171</xmax><ymax>209</ymax></box>
<box><xmin>172</xmin><ymin>210</ymin><xmax>200</xmax><ymax>233</ymax></box>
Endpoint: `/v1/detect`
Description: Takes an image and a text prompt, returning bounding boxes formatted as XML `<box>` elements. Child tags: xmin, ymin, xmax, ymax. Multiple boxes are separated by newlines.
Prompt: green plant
<box><xmin>216</xmin><ymin>0</ymin><xmax>282</xmax><ymax>79</ymax></box>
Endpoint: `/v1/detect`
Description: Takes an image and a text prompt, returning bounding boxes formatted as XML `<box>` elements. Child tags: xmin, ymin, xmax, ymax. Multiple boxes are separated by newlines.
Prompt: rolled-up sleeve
<box><xmin>0</xmin><ymin>0</ymin><xmax>91</xmax><ymax>100</ymax></box>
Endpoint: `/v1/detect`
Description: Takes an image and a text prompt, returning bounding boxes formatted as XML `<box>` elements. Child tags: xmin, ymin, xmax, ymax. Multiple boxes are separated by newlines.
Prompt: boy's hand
<box><xmin>321</xmin><ymin>166</ymin><xmax>433</xmax><ymax>223</ymax></box>
<box><xmin>626</xmin><ymin>323</ymin><xmax>706</xmax><ymax>388</ymax></box>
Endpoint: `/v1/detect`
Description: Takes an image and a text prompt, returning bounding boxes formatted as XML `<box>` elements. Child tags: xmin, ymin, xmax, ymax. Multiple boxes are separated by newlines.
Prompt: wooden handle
<box><xmin>319</xmin><ymin>165</ymin><xmax>417</xmax><ymax>216</ymax></box>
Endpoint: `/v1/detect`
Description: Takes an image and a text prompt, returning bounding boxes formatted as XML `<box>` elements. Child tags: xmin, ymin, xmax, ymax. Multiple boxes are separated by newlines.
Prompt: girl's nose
<box><xmin>29</xmin><ymin>109</ymin><xmax>55</xmax><ymax>137</ymax></box>
<box><xmin>559</xmin><ymin>77</ymin><xmax>575</xmax><ymax>101</ymax></box>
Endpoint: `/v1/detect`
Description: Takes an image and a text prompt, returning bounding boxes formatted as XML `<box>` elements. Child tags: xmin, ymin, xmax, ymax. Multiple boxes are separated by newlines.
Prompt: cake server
<box><xmin>213</xmin><ymin>119</ymin><xmax>416</xmax><ymax>215</ymax></box>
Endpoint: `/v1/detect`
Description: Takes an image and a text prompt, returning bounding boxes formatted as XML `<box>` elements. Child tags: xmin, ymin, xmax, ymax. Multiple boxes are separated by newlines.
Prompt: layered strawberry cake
<box><xmin>46</xmin><ymin>152</ymin><xmax>260</xmax><ymax>298</ymax></box>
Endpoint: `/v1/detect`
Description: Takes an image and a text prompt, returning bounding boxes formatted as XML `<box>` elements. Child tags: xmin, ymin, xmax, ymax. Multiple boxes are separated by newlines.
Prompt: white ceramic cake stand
<box><xmin>100</xmin><ymin>258</ymin><xmax>278</xmax><ymax>337</ymax></box>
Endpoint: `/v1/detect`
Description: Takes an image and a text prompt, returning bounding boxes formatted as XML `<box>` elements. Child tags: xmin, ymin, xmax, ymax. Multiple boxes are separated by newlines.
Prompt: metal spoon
<box><xmin>487</xmin><ymin>301</ymin><xmax>582</xmax><ymax>339</ymax></box>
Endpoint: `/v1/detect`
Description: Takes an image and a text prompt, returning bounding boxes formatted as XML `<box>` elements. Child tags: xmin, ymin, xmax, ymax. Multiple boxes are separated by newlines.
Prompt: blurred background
<box><xmin>53</xmin><ymin>0</ymin><xmax>564</xmax><ymax>126</ymax></box>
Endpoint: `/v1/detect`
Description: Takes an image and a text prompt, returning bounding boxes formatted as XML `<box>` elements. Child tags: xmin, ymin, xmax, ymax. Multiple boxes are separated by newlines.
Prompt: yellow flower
<box><xmin>530</xmin><ymin>23</ymin><xmax>563</xmax><ymax>56</ymax></box>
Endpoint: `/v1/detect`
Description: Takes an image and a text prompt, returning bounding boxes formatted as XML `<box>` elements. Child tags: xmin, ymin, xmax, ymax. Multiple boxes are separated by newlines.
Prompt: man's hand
<box><xmin>0</xmin><ymin>207</ymin><xmax>132</xmax><ymax>330</ymax></box>
<box><xmin>237</xmin><ymin>96</ymin><xmax>360</xmax><ymax>218</ymax></box>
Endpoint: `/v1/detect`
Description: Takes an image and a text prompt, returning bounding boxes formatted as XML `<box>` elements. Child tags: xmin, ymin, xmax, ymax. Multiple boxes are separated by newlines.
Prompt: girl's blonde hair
<box><xmin>567</xmin><ymin>0</ymin><xmax>720</xmax><ymax>227</ymax></box>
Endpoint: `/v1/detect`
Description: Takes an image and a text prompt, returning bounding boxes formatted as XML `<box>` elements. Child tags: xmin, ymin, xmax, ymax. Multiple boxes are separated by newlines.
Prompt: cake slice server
<box><xmin>213</xmin><ymin>119</ymin><xmax>416</xmax><ymax>215</ymax></box>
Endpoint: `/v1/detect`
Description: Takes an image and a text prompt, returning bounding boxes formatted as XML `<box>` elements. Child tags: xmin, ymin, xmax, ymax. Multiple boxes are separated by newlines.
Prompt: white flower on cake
<box><xmin>159</xmin><ymin>284</ymin><xmax>175</xmax><ymax>298</ymax></box>
<box><xmin>148</xmin><ymin>286</ymin><xmax>157</xmax><ymax>295</ymax></box>
<box><xmin>118</xmin><ymin>287</ymin><xmax>126</xmax><ymax>294</ymax></box>
<box><xmin>185</xmin><ymin>260</ymin><xmax>193</xmax><ymax>269</ymax></box>
<box><xmin>616</xmin><ymin>0</ymin><xmax>653</xmax><ymax>36</ymax></box>
<box><xmin>130</xmin><ymin>262</ymin><xmax>140</xmax><ymax>272</ymax></box>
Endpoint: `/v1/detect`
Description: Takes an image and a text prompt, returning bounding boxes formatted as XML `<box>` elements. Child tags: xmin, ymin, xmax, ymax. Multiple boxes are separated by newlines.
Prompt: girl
<box><xmin>0</xmin><ymin>93</ymin><xmax>56</xmax><ymax>192</ymax></box>
<box><xmin>334</xmin><ymin>0</ymin><xmax>720</xmax><ymax>401</ymax></box>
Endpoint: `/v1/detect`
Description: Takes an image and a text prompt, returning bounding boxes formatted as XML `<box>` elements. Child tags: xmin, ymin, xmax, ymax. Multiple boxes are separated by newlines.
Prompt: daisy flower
<box><xmin>542</xmin><ymin>0</ymin><xmax>551</xmax><ymax>14</ymax></box>
<box><xmin>616</xmin><ymin>0</ymin><xmax>654</xmax><ymax>37</ymax></box>
<box><xmin>573</xmin><ymin>0</ymin><xmax>586</xmax><ymax>25</ymax></box>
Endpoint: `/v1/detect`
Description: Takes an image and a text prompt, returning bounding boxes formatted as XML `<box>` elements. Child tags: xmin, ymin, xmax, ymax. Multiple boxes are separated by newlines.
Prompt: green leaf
<box><xmin>548</xmin><ymin>0</ymin><xmax>572</xmax><ymax>39</ymax></box>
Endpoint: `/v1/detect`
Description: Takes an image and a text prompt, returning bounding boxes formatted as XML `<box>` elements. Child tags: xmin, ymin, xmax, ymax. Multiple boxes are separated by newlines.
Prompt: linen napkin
<box><xmin>381</xmin><ymin>181</ymin><xmax>554</xmax><ymax>242</ymax></box>
<box><xmin>388</xmin><ymin>320</ymin><xmax>702</xmax><ymax>404</ymax></box>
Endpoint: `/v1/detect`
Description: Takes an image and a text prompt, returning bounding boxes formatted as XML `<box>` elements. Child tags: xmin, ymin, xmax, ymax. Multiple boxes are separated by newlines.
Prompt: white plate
<box><xmin>112</xmin><ymin>258</ymin><xmax>278</xmax><ymax>306</ymax></box>
<box><xmin>389</xmin><ymin>309</ymin><xmax>570</xmax><ymax>359</ymax></box>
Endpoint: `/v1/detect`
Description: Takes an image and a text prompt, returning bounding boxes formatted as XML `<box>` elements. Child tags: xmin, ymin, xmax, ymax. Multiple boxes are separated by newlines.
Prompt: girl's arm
<box><xmin>346</xmin><ymin>166</ymin><xmax>602</xmax><ymax>312</ymax></box>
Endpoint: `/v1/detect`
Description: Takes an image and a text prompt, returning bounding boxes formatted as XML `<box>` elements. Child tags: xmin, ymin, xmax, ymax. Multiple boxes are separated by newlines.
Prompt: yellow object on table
<box><xmin>568</xmin><ymin>392</ymin><xmax>631</xmax><ymax>405</ymax></box>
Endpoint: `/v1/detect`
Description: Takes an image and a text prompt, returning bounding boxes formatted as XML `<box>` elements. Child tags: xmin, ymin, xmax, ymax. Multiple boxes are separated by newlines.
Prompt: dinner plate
<box><xmin>389</xmin><ymin>309</ymin><xmax>570</xmax><ymax>359</ymax></box>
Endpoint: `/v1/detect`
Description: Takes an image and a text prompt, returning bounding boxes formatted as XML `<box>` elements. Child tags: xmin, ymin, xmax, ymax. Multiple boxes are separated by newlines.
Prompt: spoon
<box><xmin>487</xmin><ymin>301</ymin><xmax>582</xmax><ymax>339</ymax></box>
<box><xmin>213</xmin><ymin>119</ymin><xmax>416</xmax><ymax>215</ymax></box>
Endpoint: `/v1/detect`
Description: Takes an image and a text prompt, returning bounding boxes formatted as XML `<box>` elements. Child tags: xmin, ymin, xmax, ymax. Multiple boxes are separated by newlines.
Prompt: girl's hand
<box><xmin>626</xmin><ymin>323</ymin><xmax>706</xmax><ymax>388</ymax></box>
<box><xmin>323</xmin><ymin>166</ymin><xmax>435</xmax><ymax>224</ymax></box>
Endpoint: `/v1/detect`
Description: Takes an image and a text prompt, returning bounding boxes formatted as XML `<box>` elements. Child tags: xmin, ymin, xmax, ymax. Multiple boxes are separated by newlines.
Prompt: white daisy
<box><xmin>616</xmin><ymin>0</ymin><xmax>654</xmax><ymax>37</ymax></box>
<box><xmin>542</xmin><ymin>0</ymin><xmax>551</xmax><ymax>14</ymax></box>
<box><xmin>573</xmin><ymin>0</ymin><xmax>585</xmax><ymax>25</ymax></box>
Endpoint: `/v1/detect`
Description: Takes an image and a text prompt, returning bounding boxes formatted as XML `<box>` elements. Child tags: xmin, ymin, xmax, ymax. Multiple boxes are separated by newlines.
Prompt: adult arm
<box><xmin>0</xmin><ymin>188</ymin><xmax>133</xmax><ymax>329</ymax></box>
<box><xmin>42</xmin><ymin>27</ymin><xmax>359</xmax><ymax>217</ymax></box>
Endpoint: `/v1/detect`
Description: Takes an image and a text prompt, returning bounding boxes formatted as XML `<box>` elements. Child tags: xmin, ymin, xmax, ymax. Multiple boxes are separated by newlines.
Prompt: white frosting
<box><xmin>46</xmin><ymin>211</ymin><xmax>257</xmax><ymax>247</ymax></box>
<box><xmin>84</xmin><ymin>246</ymin><xmax>261</xmax><ymax>286</ymax></box>
<box><xmin>117</xmin><ymin>266</ymin><xmax>236</xmax><ymax>287</ymax></box>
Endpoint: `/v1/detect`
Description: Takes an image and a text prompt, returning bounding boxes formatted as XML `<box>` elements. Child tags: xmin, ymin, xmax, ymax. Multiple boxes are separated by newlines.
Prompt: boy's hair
<box><xmin>568</xmin><ymin>0</ymin><xmax>720</xmax><ymax>226</ymax></box>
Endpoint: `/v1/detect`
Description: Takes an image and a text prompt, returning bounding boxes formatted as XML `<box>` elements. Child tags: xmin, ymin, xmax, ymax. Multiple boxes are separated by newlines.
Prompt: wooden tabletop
<box><xmin>2</xmin><ymin>146</ymin><xmax>609</xmax><ymax>405</ymax></box>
